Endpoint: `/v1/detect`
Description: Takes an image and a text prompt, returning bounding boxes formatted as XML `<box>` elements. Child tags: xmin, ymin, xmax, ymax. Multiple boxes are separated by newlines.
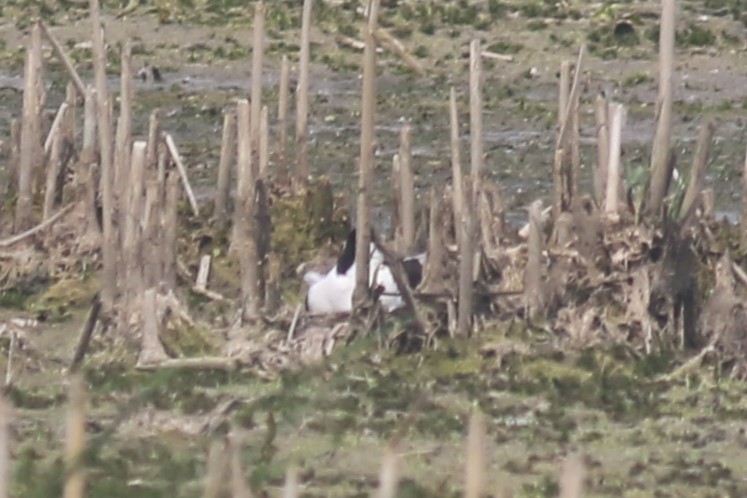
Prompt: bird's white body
<box><xmin>304</xmin><ymin>242</ymin><xmax>425</xmax><ymax>315</ymax></box>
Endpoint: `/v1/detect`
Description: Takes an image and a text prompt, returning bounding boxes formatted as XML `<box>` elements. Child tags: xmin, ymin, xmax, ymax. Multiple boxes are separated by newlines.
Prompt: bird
<box><xmin>304</xmin><ymin>229</ymin><xmax>425</xmax><ymax>315</ymax></box>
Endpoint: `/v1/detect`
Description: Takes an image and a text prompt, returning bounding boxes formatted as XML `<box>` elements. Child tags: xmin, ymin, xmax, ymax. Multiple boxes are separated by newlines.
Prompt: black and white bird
<box><xmin>304</xmin><ymin>230</ymin><xmax>425</xmax><ymax>315</ymax></box>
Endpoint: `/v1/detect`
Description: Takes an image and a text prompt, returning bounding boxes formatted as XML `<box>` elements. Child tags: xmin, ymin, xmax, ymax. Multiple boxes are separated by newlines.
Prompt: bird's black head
<box><xmin>336</xmin><ymin>229</ymin><xmax>356</xmax><ymax>275</ymax></box>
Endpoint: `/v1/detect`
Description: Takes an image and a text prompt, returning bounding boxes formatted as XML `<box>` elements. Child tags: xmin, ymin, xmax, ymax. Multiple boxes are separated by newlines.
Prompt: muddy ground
<box><xmin>2</xmin><ymin>0</ymin><xmax>747</xmax><ymax>497</ymax></box>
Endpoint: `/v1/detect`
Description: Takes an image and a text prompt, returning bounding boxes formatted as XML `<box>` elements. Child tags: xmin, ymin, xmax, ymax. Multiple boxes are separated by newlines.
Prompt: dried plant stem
<box><xmin>164</xmin><ymin>133</ymin><xmax>200</xmax><ymax>216</ymax></box>
<box><xmin>16</xmin><ymin>22</ymin><xmax>43</xmax><ymax>231</ymax></box>
<box><xmin>91</xmin><ymin>0</ymin><xmax>116</xmax><ymax>309</ymax></box>
<box><xmin>353</xmin><ymin>0</ymin><xmax>380</xmax><ymax>307</ymax></box>
<box><xmin>0</xmin><ymin>203</ymin><xmax>74</xmax><ymax>248</ymax></box>
<box><xmin>457</xmin><ymin>184</ymin><xmax>474</xmax><ymax>337</ymax></box>
<box><xmin>469</xmin><ymin>39</ymin><xmax>483</xmax><ymax>193</ymax></box>
<box><xmin>464</xmin><ymin>411</ymin><xmax>486</xmax><ymax>498</ymax></box>
<box><xmin>278</xmin><ymin>55</ymin><xmax>290</xmax><ymax>181</ymax></box>
<box><xmin>525</xmin><ymin>200</ymin><xmax>544</xmax><ymax>320</ymax></box>
<box><xmin>69</xmin><ymin>293</ymin><xmax>101</xmax><ymax>373</ymax></box>
<box><xmin>63</xmin><ymin>375</ymin><xmax>86</xmax><ymax>498</ymax></box>
<box><xmin>163</xmin><ymin>173</ymin><xmax>179</xmax><ymax>290</ymax></box>
<box><xmin>203</xmin><ymin>440</ymin><xmax>228</xmax><ymax>498</ymax></box>
<box><xmin>679</xmin><ymin>119</ymin><xmax>715</xmax><ymax>227</ymax></box>
<box><xmin>145</xmin><ymin>109</ymin><xmax>160</xmax><ymax>170</ymax></box>
<box><xmin>259</xmin><ymin>105</ymin><xmax>269</xmax><ymax>176</ymax></box>
<box><xmin>399</xmin><ymin>125</ymin><xmax>415</xmax><ymax>252</ymax></box>
<box><xmin>648</xmin><ymin>0</ymin><xmax>676</xmax><ymax>215</ymax></box>
<box><xmin>250</xmin><ymin>1</ymin><xmax>265</xmax><ymax>180</ymax></box>
<box><xmin>215</xmin><ymin>111</ymin><xmax>236</xmax><ymax>223</ymax></box>
<box><xmin>44</xmin><ymin>132</ymin><xmax>63</xmax><ymax>222</ymax></box>
<box><xmin>450</xmin><ymin>86</ymin><xmax>464</xmax><ymax>243</ymax></box>
<box><xmin>374</xmin><ymin>28</ymin><xmax>425</xmax><ymax>75</ymax></box>
<box><xmin>594</xmin><ymin>93</ymin><xmax>610</xmax><ymax>203</ymax></box>
<box><xmin>605</xmin><ymin>103</ymin><xmax>626</xmax><ymax>217</ymax></box>
<box><xmin>114</xmin><ymin>39</ymin><xmax>133</xmax><ymax>202</ymax></box>
<box><xmin>296</xmin><ymin>0</ymin><xmax>313</xmax><ymax>184</ymax></box>
<box><xmin>44</xmin><ymin>101</ymin><xmax>69</xmax><ymax>154</ymax></box>
<box><xmin>39</xmin><ymin>21</ymin><xmax>86</xmax><ymax>97</ymax></box>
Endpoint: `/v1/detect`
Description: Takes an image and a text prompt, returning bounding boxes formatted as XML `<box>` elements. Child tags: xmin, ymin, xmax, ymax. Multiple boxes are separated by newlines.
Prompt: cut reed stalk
<box><xmin>353</xmin><ymin>0</ymin><xmax>380</xmax><ymax>307</ymax></box>
<box><xmin>91</xmin><ymin>0</ymin><xmax>116</xmax><ymax>309</ymax></box>
<box><xmin>145</xmin><ymin>109</ymin><xmax>160</xmax><ymax>170</ymax></box>
<box><xmin>278</xmin><ymin>55</ymin><xmax>290</xmax><ymax>181</ymax></box>
<box><xmin>43</xmin><ymin>131</ymin><xmax>62</xmax><ymax>220</ymax></box>
<box><xmin>296</xmin><ymin>0</ymin><xmax>313</xmax><ymax>184</ymax></box>
<box><xmin>250</xmin><ymin>1</ymin><xmax>265</xmax><ymax>180</ymax></box>
<box><xmin>457</xmin><ymin>183</ymin><xmax>474</xmax><ymax>337</ymax></box>
<box><xmin>16</xmin><ymin>22</ymin><xmax>43</xmax><ymax>231</ymax></box>
<box><xmin>594</xmin><ymin>93</ymin><xmax>609</xmax><ymax>203</ymax></box>
<box><xmin>259</xmin><ymin>105</ymin><xmax>269</xmax><ymax>177</ymax></box>
<box><xmin>39</xmin><ymin>21</ymin><xmax>86</xmax><ymax>97</ymax></box>
<box><xmin>62</xmin><ymin>375</ymin><xmax>86</xmax><ymax>498</ymax></box>
<box><xmin>525</xmin><ymin>200</ymin><xmax>544</xmax><ymax>320</ymax></box>
<box><xmin>648</xmin><ymin>0</ymin><xmax>676</xmax><ymax>215</ymax></box>
<box><xmin>399</xmin><ymin>124</ymin><xmax>415</xmax><ymax>252</ymax></box>
<box><xmin>215</xmin><ymin>111</ymin><xmax>236</xmax><ymax>223</ymax></box>
<box><xmin>605</xmin><ymin>103</ymin><xmax>626</xmax><ymax>217</ymax></box>
<box><xmin>449</xmin><ymin>87</ymin><xmax>464</xmax><ymax>238</ymax></box>
<box><xmin>679</xmin><ymin>119</ymin><xmax>715</xmax><ymax>228</ymax></box>
<box><xmin>463</xmin><ymin>411</ymin><xmax>486</xmax><ymax>498</ymax></box>
<box><xmin>163</xmin><ymin>173</ymin><xmax>179</xmax><ymax>290</ymax></box>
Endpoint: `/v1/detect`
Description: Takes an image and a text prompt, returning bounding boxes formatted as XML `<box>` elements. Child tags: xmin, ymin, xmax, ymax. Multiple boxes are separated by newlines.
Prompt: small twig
<box><xmin>480</xmin><ymin>50</ymin><xmax>513</xmax><ymax>62</ymax></box>
<box><xmin>0</xmin><ymin>203</ymin><xmax>74</xmax><ymax>248</ymax></box>
<box><xmin>287</xmin><ymin>303</ymin><xmax>303</xmax><ymax>342</ymax></box>
<box><xmin>731</xmin><ymin>262</ymin><xmax>747</xmax><ymax>289</ymax></box>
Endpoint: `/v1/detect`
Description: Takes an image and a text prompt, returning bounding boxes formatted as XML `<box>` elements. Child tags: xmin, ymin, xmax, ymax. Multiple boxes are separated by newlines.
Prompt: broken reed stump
<box><xmin>282</xmin><ymin>466</ymin><xmax>300</xmax><ymax>498</ymax></box>
<box><xmin>43</xmin><ymin>130</ymin><xmax>63</xmax><ymax>221</ymax></box>
<box><xmin>277</xmin><ymin>55</ymin><xmax>290</xmax><ymax>182</ymax></box>
<box><xmin>229</xmin><ymin>433</ymin><xmax>253</xmax><ymax>498</ymax></box>
<box><xmin>123</xmin><ymin>141</ymin><xmax>147</xmax><ymax>307</ymax></box>
<box><xmin>145</xmin><ymin>109</ymin><xmax>160</xmax><ymax>170</ymax></box>
<box><xmin>114</xmin><ymin>39</ymin><xmax>133</xmax><ymax>207</ymax></box>
<box><xmin>647</xmin><ymin>0</ymin><xmax>676</xmax><ymax>216</ymax></box>
<box><xmin>525</xmin><ymin>200</ymin><xmax>545</xmax><ymax>320</ymax></box>
<box><xmin>91</xmin><ymin>0</ymin><xmax>116</xmax><ymax>310</ymax></box>
<box><xmin>16</xmin><ymin>22</ymin><xmax>44</xmax><ymax>232</ymax></box>
<box><xmin>375</xmin><ymin>446</ymin><xmax>400</xmax><ymax>498</ymax></box>
<box><xmin>559</xmin><ymin>454</ymin><xmax>585</xmax><ymax>498</ymax></box>
<box><xmin>463</xmin><ymin>411</ymin><xmax>486</xmax><ymax>498</ymax></box>
<box><xmin>233</xmin><ymin>99</ymin><xmax>263</xmax><ymax>322</ymax></box>
<box><xmin>468</xmin><ymin>39</ymin><xmax>483</xmax><ymax>195</ymax></box>
<box><xmin>605</xmin><ymin>103</ymin><xmax>625</xmax><ymax>217</ymax></box>
<box><xmin>296</xmin><ymin>0</ymin><xmax>313</xmax><ymax>185</ymax></box>
<box><xmin>679</xmin><ymin>119</ymin><xmax>715</xmax><ymax>230</ymax></box>
<box><xmin>214</xmin><ymin>111</ymin><xmax>236</xmax><ymax>224</ymax></box>
<box><xmin>63</xmin><ymin>375</ymin><xmax>86</xmax><ymax>498</ymax></box>
<box><xmin>353</xmin><ymin>0</ymin><xmax>380</xmax><ymax>308</ymax></box>
<box><xmin>250</xmin><ymin>0</ymin><xmax>265</xmax><ymax>179</ymax></box>
<box><xmin>162</xmin><ymin>173</ymin><xmax>180</xmax><ymax>290</ymax></box>
<box><xmin>552</xmin><ymin>45</ymin><xmax>585</xmax><ymax>221</ymax></box>
<box><xmin>450</xmin><ymin>86</ymin><xmax>464</xmax><ymax>244</ymax></box>
<box><xmin>457</xmin><ymin>184</ymin><xmax>475</xmax><ymax>337</ymax></box>
<box><xmin>260</xmin><ymin>105</ymin><xmax>269</xmax><ymax>177</ymax></box>
<box><xmin>594</xmin><ymin>93</ymin><xmax>610</xmax><ymax>204</ymax></box>
<box><xmin>69</xmin><ymin>293</ymin><xmax>102</xmax><ymax>373</ymax></box>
